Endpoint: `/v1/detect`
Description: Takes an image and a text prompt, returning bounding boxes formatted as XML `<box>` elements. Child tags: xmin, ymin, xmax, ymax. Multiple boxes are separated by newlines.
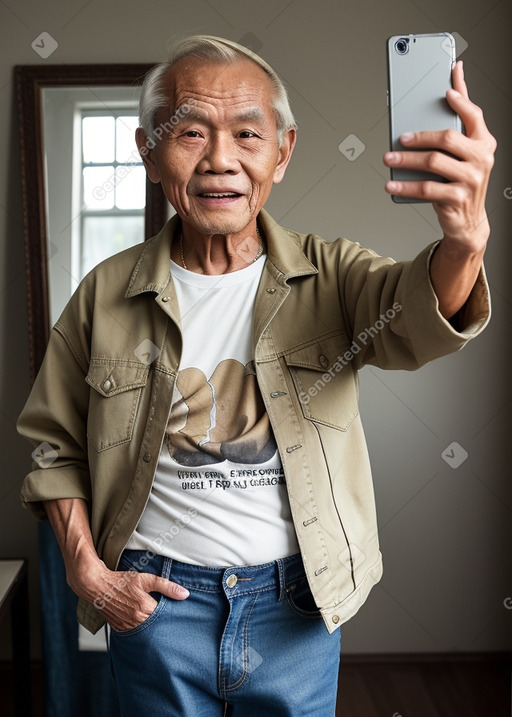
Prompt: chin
<box><xmin>190</xmin><ymin>216</ymin><xmax>253</xmax><ymax>237</ymax></box>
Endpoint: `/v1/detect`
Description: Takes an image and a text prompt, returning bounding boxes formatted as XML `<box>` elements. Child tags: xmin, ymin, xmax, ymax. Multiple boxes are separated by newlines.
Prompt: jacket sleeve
<box><xmin>337</xmin><ymin>240</ymin><xmax>490</xmax><ymax>371</ymax></box>
<box><xmin>17</xmin><ymin>321</ymin><xmax>92</xmax><ymax>521</ymax></box>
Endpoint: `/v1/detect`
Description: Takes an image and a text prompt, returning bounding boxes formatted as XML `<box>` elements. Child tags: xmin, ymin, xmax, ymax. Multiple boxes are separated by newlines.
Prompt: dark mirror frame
<box><xmin>15</xmin><ymin>64</ymin><xmax>168</xmax><ymax>383</ymax></box>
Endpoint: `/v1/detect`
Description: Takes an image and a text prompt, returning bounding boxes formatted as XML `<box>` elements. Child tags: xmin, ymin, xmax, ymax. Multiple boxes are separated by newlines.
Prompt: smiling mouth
<box><xmin>197</xmin><ymin>192</ymin><xmax>242</xmax><ymax>198</ymax></box>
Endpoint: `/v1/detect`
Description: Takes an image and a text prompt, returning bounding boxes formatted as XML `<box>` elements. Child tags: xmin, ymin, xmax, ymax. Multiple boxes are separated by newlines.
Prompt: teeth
<box><xmin>201</xmin><ymin>192</ymin><xmax>238</xmax><ymax>198</ymax></box>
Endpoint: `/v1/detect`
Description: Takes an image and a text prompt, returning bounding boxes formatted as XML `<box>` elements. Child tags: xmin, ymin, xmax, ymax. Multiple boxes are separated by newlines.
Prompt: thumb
<box><xmin>142</xmin><ymin>572</ymin><xmax>190</xmax><ymax>600</ymax></box>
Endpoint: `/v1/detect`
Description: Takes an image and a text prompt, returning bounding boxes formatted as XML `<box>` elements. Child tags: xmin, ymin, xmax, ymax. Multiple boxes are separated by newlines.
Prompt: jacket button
<box><xmin>161</xmin><ymin>296</ymin><xmax>170</xmax><ymax>302</ymax></box>
<box><xmin>266</xmin><ymin>288</ymin><xmax>276</xmax><ymax>294</ymax></box>
<box><xmin>332</xmin><ymin>615</ymin><xmax>340</xmax><ymax>624</ymax></box>
<box><xmin>143</xmin><ymin>453</ymin><xmax>151</xmax><ymax>462</ymax></box>
<box><xmin>319</xmin><ymin>354</ymin><xmax>329</xmax><ymax>369</ymax></box>
<box><xmin>103</xmin><ymin>379</ymin><xmax>112</xmax><ymax>391</ymax></box>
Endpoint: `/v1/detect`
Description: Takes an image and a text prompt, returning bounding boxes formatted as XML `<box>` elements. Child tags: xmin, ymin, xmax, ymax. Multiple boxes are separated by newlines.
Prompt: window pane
<box><xmin>83</xmin><ymin>116</ymin><xmax>115</xmax><ymax>163</ymax></box>
<box><xmin>115</xmin><ymin>166</ymin><xmax>146</xmax><ymax>209</ymax></box>
<box><xmin>83</xmin><ymin>167</ymin><xmax>115</xmax><ymax>209</ymax></box>
<box><xmin>116</xmin><ymin>116</ymin><xmax>140</xmax><ymax>163</ymax></box>
<box><xmin>81</xmin><ymin>215</ymin><xmax>144</xmax><ymax>278</ymax></box>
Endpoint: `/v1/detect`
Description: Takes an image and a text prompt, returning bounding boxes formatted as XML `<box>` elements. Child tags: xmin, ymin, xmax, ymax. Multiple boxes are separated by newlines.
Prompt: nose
<box><xmin>197</xmin><ymin>131</ymin><xmax>239</xmax><ymax>174</ymax></box>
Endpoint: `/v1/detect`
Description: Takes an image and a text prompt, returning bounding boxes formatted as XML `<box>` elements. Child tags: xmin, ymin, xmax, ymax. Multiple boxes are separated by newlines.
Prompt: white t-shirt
<box><xmin>126</xmin><ymin>255</ymin><xmax>300</xmax><ymax>566</ymax></box>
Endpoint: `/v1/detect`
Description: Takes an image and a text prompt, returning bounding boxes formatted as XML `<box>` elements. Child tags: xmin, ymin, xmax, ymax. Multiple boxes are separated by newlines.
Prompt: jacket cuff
<box><xmin>398</xmin><ymin>242</ymin><xmax>491</xmax><ymax>366</ymax></box>
<box><xmin>20</xmin><ymin>467</ymin><xmax>91</xmax><ymax>520</ymax></box>
<box><xmin>426</xmin><ymin>241</ymin><xmax>491</xmax><ymax>337</ymax></box>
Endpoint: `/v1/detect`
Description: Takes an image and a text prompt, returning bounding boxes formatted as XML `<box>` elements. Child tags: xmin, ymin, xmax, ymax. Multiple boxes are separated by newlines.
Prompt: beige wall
<box><xmin>1</xmin><ymin>0</ymin><xmax>510</xmax><ymax>659</ymax></box>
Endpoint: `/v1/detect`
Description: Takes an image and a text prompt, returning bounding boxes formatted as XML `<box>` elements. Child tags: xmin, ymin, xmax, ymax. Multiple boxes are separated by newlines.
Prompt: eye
<box><xmin>184</xmin><ymin>130</ymin><xmax>202</xmax><ymax>138</ymax></box>
<box><xmin>239</xmin><ymin>130</ymin><xmax>258</xmax><ymax>139</ymax></box>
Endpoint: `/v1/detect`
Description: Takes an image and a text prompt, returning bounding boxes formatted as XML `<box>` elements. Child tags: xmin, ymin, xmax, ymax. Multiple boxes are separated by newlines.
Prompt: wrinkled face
<box><xmin>137</xmin><ymin>57</ymin><xmax>295</xmax><ymax>236</ymax></box>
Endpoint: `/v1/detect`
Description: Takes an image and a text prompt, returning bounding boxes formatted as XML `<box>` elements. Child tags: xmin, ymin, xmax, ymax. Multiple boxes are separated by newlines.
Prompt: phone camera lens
<box><xmin>395</xmin><ymin>38</ymin><xmax>409</xmax><ymax>55</ymax></box>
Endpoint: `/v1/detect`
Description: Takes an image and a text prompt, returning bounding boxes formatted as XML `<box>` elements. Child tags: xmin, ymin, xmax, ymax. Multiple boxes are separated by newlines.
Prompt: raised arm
<box><xmin>383</xmin><ymin>61</ymin><xmax>496</xmax><ymax>319</ymax></box>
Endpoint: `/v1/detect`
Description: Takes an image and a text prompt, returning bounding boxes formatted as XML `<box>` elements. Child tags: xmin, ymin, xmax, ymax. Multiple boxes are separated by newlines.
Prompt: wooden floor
<box><xmin>336</xmin><ymin>654</ymin><xmax>511</xmax><ymax>717</ymax></box>
<box><xmin>1</xmin><ymin>654</ymin><xmax>510</xmax><ymax>716</ymax></box>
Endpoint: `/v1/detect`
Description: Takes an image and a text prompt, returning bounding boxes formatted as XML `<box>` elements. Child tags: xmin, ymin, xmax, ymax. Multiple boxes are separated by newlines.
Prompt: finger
<box><xmin>399</xmin><ymin>123</ymin><xmax>496</xmax><ymax>169</ymax></box>
<box><xmin>384</xmin><ymin>178</ymin><xmax>467</xmax><ymax>204</ymax></box>
<box><xmin>108</xmin><ymin>594</ymin><xmax>158</xmax><ymax>631</ymax></box>
<box><xmin>384</xmin><ymin>150</ymin><xmax>464</xmax><ymax>183</ymax></box>
<box><xmin>398</xmin><ymin>128</ymin><xmax>476</xmax><ymax>161</ymax></box>
<box><xmin>451</xmin><ymin>61</ymin><xmax>469</xmax><ymax>100</ymax></box>
<box><xmin>445</xmin><ymin>89</ymin><xmax>493</xmax><ymax>141</ymax></box>
<box><xmin>142</xmin><ymin>573</ymin><xmax>190</xmax><ymax>600</ymax></box>
<box><xmin>94</xmin><ymin>581</ymin><xmax>158</xmax><ymax>631</ymax></box>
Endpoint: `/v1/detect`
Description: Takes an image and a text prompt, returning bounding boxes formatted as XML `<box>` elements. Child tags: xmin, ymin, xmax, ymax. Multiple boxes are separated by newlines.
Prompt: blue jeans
<box><xmin>108</xmin><ymin>549</ymin><xmax>341</xmax><ymax>716</ymax></box>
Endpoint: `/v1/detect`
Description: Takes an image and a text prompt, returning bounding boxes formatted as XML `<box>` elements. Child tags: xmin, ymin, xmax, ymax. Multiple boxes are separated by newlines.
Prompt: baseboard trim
<box><xmin>340</xmin><ymin>650</ymin><xmax>512</xmax><ymax>664</ymax></box>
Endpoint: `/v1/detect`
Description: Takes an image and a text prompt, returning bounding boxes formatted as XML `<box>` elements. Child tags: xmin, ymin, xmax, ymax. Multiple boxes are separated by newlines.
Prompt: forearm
<box><xmin>429</xmin><ymin>240</ymin><xmax>486</xmax><ymax>320</ymax></box>
<box><xmin>43</xmin><ymin>498</ymin><xmax>104</xmax><ymax>600</ymax></box>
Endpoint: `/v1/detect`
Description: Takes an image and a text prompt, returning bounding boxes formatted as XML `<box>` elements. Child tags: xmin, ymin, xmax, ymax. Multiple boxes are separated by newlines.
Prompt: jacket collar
<box><xmin>125</xmin><ymin>208</ymin><xmax>317</xmax><ymax>298</ymax></box>
<box><xmin>258</xmin><ymin>209</ymin><xmax>317</xmax><ymax>282</ymax></box>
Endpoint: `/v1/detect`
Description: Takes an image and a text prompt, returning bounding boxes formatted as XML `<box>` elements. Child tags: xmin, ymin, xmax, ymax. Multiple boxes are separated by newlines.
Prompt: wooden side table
<box><xmin>0</xmin><ymin>559</ymin><xmax>32</xmax><ymax>716</ymax></box>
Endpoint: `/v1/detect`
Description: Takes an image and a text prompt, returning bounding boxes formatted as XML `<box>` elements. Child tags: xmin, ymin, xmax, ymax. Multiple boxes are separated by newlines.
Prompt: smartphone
<box><xmin>387</xmin><ymin>32</ymin><xmax>462</xmax><ymax>203</ymax></box>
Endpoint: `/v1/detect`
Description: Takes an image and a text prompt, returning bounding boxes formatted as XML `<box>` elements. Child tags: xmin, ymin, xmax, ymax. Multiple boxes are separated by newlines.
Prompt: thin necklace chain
<box><xmin>180</xmin><ymin>227</ymin><xmax>264</xmax><ymax>271</ymax></box>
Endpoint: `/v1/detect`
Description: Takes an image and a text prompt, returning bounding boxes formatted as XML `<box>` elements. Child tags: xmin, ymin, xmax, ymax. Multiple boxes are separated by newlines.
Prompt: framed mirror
<box><xmin>16</xmin><ymin>64</ymin><xmax>168</xmax><ymax>383</ymax></box>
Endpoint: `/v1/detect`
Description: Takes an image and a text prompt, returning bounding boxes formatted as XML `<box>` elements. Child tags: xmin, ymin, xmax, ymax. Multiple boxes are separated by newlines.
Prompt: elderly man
<box><xmin>18</xmin><ymin>35</ymin><xmax>494</xmax><ymax>716</ymax></box>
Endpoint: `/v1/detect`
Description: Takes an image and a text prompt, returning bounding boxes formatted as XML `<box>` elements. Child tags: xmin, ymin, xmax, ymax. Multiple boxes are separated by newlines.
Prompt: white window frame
<box><xmin>43</xmin><ymin>86</ymin><xmax>143</xmax><ymax>325</ymax></box>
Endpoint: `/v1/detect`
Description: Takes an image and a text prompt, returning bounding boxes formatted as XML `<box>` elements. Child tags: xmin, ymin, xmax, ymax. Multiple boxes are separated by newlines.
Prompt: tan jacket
<box><xmin>18</xmin><ymin>209</ymin><xmax>490</xmax><ymax>634</ymax></box>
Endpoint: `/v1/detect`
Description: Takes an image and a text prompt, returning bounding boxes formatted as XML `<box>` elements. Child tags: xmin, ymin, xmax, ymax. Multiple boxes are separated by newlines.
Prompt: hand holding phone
<box><xmin>383</xmin><ymin>31</ymin><xmax>496</xmax><ymax>310</ymax></box>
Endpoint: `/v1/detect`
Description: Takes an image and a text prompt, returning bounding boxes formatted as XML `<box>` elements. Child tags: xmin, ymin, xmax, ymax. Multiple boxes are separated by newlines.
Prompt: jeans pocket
<box><xmin>285</xmin><ymin>575</ymin><xmax>321</xmax><ymax>619</ymax></box>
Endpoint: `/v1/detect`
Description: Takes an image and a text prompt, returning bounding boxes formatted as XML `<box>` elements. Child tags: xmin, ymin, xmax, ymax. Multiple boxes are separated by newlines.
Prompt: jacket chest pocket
<box><xmin>284</xmin><ymin>333</ymin><xmax>359</xmax><ymax>431</ymax></box>
<box><xmin>86</xmin><ymin>360</ymin><xmax>149</xmax><ymax>452</ymax></box>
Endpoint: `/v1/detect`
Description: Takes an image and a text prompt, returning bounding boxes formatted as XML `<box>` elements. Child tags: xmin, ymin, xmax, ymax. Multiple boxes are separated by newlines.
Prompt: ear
<box><xmin>136</xmin><ymin>127</ymin><xmax>161</xmax><ymax>184</ymax></box>
<box><xmin>273</xmin><ymin>128</ymin><xmax>297</xmax><ymax>185</ymax></box>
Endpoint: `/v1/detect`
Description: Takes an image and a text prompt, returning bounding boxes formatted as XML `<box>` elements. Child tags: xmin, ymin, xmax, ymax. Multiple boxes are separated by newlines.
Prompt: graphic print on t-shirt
<box><xmin>165</xmin><ymin>358</ymin><xmax>277</xmax><ymax>466</ymax></box>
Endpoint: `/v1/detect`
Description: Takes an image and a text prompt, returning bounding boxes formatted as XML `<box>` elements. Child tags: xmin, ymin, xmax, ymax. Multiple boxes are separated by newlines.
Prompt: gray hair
<box><xmin>139</xmin><ymin>35</ymin><xmax>297</xmax><ymax>145</ymax></box>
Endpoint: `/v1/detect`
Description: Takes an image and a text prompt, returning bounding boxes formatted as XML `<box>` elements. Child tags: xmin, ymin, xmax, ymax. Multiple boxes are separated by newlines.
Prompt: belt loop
<box><xmin>276</xmin><ymin>558</ymin><xmax>287</xmax><ymax>601</ymax></box>
<box><xmin>162</xmin><ymin>556</ymin><xmax>173</xmax><ymax>580</ymax></box>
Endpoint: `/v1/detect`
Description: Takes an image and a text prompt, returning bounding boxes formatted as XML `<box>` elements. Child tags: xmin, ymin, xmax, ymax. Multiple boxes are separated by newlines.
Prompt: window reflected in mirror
<box><xmin>43</xmin><ymin>86</ymin><xmax>145</xmax><ymax>324</ymax></box>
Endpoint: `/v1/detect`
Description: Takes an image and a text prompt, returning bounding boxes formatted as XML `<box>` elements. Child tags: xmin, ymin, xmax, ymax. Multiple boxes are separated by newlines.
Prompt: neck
<box><xmin>175</xmin><ymin>222</ymin><xmax>264</xmax><ymax>275</ymax></box>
